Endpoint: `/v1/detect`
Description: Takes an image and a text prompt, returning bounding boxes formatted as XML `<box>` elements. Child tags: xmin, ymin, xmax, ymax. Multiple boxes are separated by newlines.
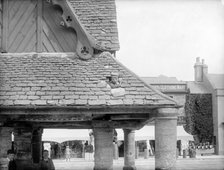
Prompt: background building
<box><xmin>142</xmin><ymin>76</ymin><xmax>187</xmax><ymax>125</ymax></box>
<box><xmin>187</xmin><ymin>57</ymin><xmax>224</xmax><ymax>155</ymax></box>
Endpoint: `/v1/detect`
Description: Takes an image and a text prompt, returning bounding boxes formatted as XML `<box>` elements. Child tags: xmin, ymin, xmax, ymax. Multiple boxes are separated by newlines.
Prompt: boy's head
<box><xmin>43</xmin><ymin>150</ymin><xmax>49</xmax><ymax>159</ymax></box>
<box><xmin>7</xmin><ymin>150</ymin><xmax>15</xmax><ymax>161</ymax></box>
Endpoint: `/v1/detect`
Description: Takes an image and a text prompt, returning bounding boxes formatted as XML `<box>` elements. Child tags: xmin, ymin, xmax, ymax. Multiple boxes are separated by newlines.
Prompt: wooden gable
<box><xmin>0</xmin><ymin>0</ymin><xmax>78</xmax><ymax>53</ymax></box>
<box><xmin>0</xmin><ymin>0</ymin><xmax>2</xmax><ymax>49</ymax></box>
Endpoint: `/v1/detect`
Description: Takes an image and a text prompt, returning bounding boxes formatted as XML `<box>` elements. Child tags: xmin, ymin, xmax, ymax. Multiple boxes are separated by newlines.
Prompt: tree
<box><xmin>184</xmin><ymin>93</ymin><xmax>213</xmax><ymax>143</ymax></box>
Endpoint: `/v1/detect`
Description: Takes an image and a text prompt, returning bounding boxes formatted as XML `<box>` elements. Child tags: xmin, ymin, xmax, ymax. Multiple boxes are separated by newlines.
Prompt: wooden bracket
<box><xmin>51</xmin><ymin>0</ymin><xmax>99</xmax><ymax>60</ymax></box>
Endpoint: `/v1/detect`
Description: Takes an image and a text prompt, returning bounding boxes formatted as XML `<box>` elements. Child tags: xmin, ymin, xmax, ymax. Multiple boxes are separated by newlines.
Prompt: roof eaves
<box><xmin>0</xmin><ymin>105</ymin><xmax>178</xmax><ymax>114</ymax></box>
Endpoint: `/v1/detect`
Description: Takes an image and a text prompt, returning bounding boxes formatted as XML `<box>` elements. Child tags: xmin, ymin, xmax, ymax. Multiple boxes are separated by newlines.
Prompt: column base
<box><xmin>123</xmin><ymin>166</ymin><xmax>136</xmax><ymax>170</ymax></box>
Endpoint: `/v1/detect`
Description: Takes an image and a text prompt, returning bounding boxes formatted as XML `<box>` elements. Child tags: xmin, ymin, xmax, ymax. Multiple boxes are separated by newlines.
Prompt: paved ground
<box><xmin>53</xmin><ymin>156</ymin><xmax>224</xmax><ymax>170</ymax></box>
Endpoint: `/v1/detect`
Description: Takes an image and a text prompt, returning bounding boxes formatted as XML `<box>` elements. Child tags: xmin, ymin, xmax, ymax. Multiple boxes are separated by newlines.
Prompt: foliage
<box><xmin>184</xmin><ymin>93</ymin><xmax>213</xmax><ymax>143</ymax></box>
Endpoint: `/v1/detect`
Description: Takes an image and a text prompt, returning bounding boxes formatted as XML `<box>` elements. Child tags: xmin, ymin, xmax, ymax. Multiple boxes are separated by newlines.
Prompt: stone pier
<box><xmin>0</xmin><ymin>127</ymin><xmax>12</xmax><ymax>170</ymax></box>
<box><xmin>155</xmin><ymin>108</ymin><xmax>178</xmax><ymax>170</ymax></box>
<box><xmin>113</xmin><ymin>142</ymin><xmax>119</xmax><ymax>160</ymax></box>
<box><xmin>135</xmin><ymin>142</ymin><xmax>139</xmax><ymax>159</ymax></box>
<box><xmin>31</xmin><ymin>128</ymin><xmax>43</xmax><ymax>164</ymax></box>
<box><xmin>93</xmin><ymin>128</ymin><xmax>113</xmax><ymax>170</ymax></box>
<box><xmin>123</xmin><ymin>129</ymin><xmax>136</xmax><ymax>170</ymax></box>
<box><xmin>14</xmin><ymin>128</ymin><xmax>33</xmax><ymax>170</ymax></box>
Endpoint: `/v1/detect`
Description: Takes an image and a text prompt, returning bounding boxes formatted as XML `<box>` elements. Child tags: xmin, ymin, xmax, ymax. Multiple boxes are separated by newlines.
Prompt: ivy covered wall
<box><xmin>184</xmin><ymin>93</ymin><xmax>213</xmax><ymax>143</ymax></box>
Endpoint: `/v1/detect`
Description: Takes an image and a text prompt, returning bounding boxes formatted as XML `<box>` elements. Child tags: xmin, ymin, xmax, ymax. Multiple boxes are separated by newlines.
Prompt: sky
<box><xmin>115</xmin><ymin>0</ymin><xmax>224</xmax><ymax>81</ymax></box>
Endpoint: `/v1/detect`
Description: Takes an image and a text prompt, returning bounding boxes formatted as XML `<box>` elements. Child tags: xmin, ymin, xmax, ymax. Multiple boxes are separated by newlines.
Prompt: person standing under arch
<box><xmin>40</xmin><ymin>150</ymin><xmax>55</xmax><ymax>170</ymax></box>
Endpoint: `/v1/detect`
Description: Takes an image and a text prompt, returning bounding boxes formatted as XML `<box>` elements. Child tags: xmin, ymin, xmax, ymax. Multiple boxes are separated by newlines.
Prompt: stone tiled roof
<box><xmin>68</xmin><ymin>0</ymin><xmax>120</xmax><ymax>51</ymax></box>
<box><xmin>0</xmin><ymin>53</ymin><xmax>177</xmax><ymax>107</ymax></box>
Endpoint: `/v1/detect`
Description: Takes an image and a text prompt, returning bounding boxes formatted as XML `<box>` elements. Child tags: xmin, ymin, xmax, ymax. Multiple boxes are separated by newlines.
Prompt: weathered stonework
<box><xmin>0</xmin><ymin>127</ymin><xmax>12</xmax><ymax>158</ymax></box>
<box><xmin>155</xmin><ymin>115</ymin><xmax>177</xmax><ymax>170</ymax></box>
<box><xmin>14</xmin><ymin>128</ymin><xmax>33</xmax><ymax>170</ymax></box>
<box><xmin>14</xmin><ymin>128</ymin><xmax>32</xmax><ymax>160</ymax></box>
<box><xmin>123</xmin><ymin>129</ymin><xmax>136</xmax><ymax>170</ymax></box>
<box><xmin>31</xmin><ymin>128</ymin><xmax>43</xmax><ymax>164</ymax></box>
<box><xmin>93</xmin><ymin>128</ymin><xmax>113</xmax><ymax>170</ymax></box>
<box><xmin>113</xmin><ymin>143</ymin><xmax>119</xmax><ymax>160</ymax></box>
<box><xmin>0</xmin><ymin>127</ymin><xmax>12</xmax><ymax>170</ymax></box>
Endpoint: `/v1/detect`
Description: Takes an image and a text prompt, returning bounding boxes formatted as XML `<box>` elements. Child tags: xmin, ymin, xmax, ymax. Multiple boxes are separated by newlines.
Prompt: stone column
<box><xmin>93</xmin><ymin>128</ymin><xmax>113</xmax><ymax>170</ymax></box>
<box><xmin>123</xmin><ymin>129</ymin><xmax>136</xmax><ymax>170</ymax></box>
<box><xmin>135</xmin><ymin>142</ymin><xmax>139</xmax><ymax>159</ymax></box>
<box><xmin>31</xmin><ymin>128</ymin><xmax>43</xmax><ymax>164</ymax></box>
<box><xmin>113</xmin><ymin>142</ymin><xmax>119</xmax><ymax>160</ymax></box>
<box><xmin>155</xmin><ymin>108</ymin><xmax>178</xmax><ymax>170</ymax></box>
<box><xmin>14</xmin><ymin>128</ymin><xmax>33</xmax><ymax>170</ymax></box>
<box><xmin>144</xmin><ymin>140</ymin><xmax>149</xmax><ymax>159</ymax></box>
<box><xmin>0</xmin><ymin>127</ymin><xmax>12</xmax><ymax>170</ymax></box>
<box><xmin>82</xmin><ymin>141</ymin><xmax>85</xmax><ymax>158</ymax></box>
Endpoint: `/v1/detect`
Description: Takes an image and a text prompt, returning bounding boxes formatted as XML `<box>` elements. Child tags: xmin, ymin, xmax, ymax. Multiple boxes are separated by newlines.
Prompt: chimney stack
<box><xmin>202</xmin><ymin>59</ymin><xmax>208</xmax><ymax>75</ymax></box>
<box><xmin>194</xmin><ymin>57</ymin><xmax>208</xmax><ymax>82</ymax></box>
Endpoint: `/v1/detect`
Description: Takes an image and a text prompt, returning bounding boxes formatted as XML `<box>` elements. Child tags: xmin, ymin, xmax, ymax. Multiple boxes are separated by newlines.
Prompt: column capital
<box><xmin>155</xmin><ymin>107</ymin><xmax>178</xmax><ymax>118</ymax></box>
<box><xmin>92</xmin><ymin>120</ymin><xmax>111</xmax><ymax>128</ymax></box>
<box><xmin>32</xmin><ymin>128</ymin><xmax>43</xmax><ymax>135</ymax></box>
<box><xmin>123</xmin><ymin>129</ymin><xmax>135</xmax><ymax>133</ymax></box>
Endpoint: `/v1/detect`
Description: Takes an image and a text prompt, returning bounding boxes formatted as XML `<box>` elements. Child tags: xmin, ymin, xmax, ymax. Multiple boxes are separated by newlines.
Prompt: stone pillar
<box><xmin>123</xmin><ymin>129</ymin><xmax>136</xmax><ymax>170</ymax></box>
<box><xmin>93</xmin><ymin>128</ymin><xmax>113</xmax><ymax>170</ymax></box>
<box><xmin>155</xmin><ymin>108</ymin><xmax>178</xmax><ymax>170</ymax></box>
<box><xmin>144</xmin><ymin>140</ymin><xmax>149</xmax><ymax>159</ymax></box>
<box><xmin>82</xmin><ymin>141</ymin><xmax>85</xmax><ymax>158</ymax></box>
<box><xmin>135</xmin><ymin>142</ymin><xmax>139</xmax><ymax>159</ymax></box>
<box><xmin>31</xmin><ymin>128</ymin><xmax>43</xmax><ymax>164</ymax></box>
<box><xmin>0</xmin><ymin>127</ymin><xmax>12</xmax><ymax>170</ymax></box>
<box><xmin>14</xmin><ymin>128</ymin><xmax>32</xmax><ymax>170</ymax></box>
<box><xmin>144</xmin><ymin>148</ymin><xmax>149</xmax><ymax>159</ymax></box>
<box><xmin>113</xmin><ymin>142</ymin><xmax>119</xmax><ymax>160</ymax></box>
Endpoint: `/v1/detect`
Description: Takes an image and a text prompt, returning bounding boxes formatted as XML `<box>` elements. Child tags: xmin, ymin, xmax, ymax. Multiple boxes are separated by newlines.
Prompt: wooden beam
<box><xmin>2</xmin><ymin>0</ymin><xmax>8</xmax><ymax>51</ymax></box>
<box><xmin>3</xmin><ymin>118</ymin><xmax>147</xmax><ymax>129</ymax></box>
<box><xmin>37</xmin><ymin>0</ymin><xmax>42</xmax><ymax>52</ymax></box>
<box><xmin>0</xmin><ymin>114</ymin><xmax>93</xmax><ymax>122</ymax></box>
<box><xmin>0</xmin><ymin>105</ymin><xmax>165</xmax><ymax>115</ymax></box>
<box><xmin>92</xmin><ymin>120</ymin><xmax>143</xmax><ymax>129</ymax></box>
<box><xmin>110</xmin><ymin>114</ymin><xmax>151</xmax><ymax>120</ymax></box>
<box><xmin>3</xmin><ymin>120</ymin><xmax>92</xmax><ymax>128</ymax></box>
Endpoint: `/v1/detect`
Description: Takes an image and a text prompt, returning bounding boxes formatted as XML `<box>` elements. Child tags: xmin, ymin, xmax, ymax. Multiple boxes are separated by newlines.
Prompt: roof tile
<box><xmin>88</xmin><ymin>99</ymin><xmax>106</xmax><ymax>105</ymax></box>
<box><xmin>106</xmin><ymin>99</ymin><xmax>123</xmax><ymax>105</ymax></box>
<box><xmin>0</xmin><ymin>53</ymin><xmax>177</xmax><ymax>107</ymax></box>
<box><xmin>68</xmin><ymin>0</ymin><xmax>120</xmax><ymax>51</ymax></box>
